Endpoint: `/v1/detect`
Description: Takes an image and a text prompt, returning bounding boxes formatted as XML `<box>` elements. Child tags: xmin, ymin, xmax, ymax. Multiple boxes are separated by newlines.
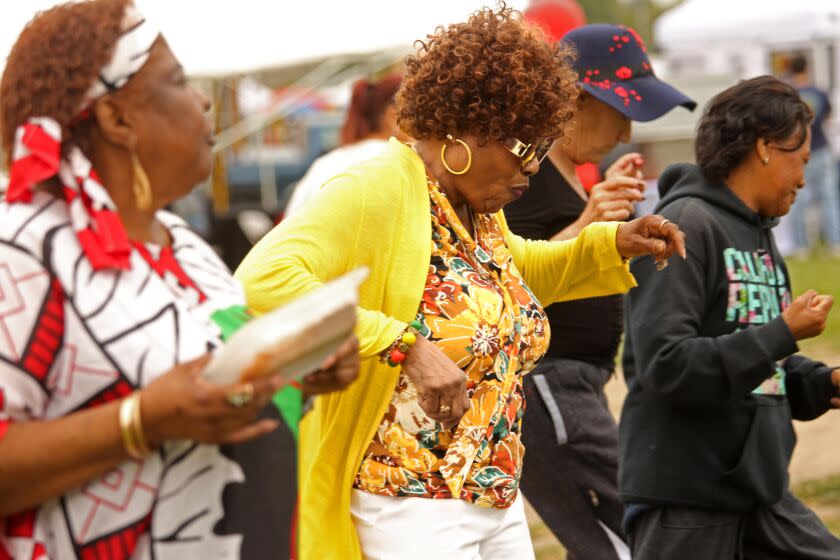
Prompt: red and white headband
<box><xmin>6</xmin><ymin>5</ymin><xmax>161</xmax><ymax>271</ymax></box>
<box><xmin>83</xmin><ymin>5</ymin><xmax>159</xmax><ymax>105</ymax></box>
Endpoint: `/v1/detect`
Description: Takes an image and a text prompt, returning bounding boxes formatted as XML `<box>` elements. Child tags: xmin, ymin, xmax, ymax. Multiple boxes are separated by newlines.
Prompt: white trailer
<box><xmin>650</xmin><ymin>0</ymin><xmax>840</xmax><ymax>147</ymax></box>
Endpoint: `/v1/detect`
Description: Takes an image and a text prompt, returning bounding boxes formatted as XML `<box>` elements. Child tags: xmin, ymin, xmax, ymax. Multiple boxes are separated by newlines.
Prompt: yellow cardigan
<box><xmin>235</xmin><ymin>138</ymin><xmax>637</xmax><ymax>560</ymax></box>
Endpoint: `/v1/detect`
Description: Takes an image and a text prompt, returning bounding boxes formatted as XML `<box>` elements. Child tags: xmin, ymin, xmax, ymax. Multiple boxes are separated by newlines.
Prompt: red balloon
<box><xmin>524</xmin><ymin>1</ymin><xmax>587</xmax><ymax>43</ymax></box>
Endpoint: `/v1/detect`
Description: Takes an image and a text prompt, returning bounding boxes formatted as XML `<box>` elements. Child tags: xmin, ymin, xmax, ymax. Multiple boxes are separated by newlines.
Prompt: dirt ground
<box><xmin>602</xmin><ymin>362</ymin><xmax>840</xmax><ymax>484</ymax></box>
<box><xmin>527</xmin><ymin>358</ymin><xmax>840</xmax><ymax>556</ymax></box>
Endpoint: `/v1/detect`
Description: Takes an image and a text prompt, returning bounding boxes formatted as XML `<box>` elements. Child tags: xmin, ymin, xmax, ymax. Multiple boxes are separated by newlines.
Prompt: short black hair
<box><xmin>695</xmin><ymin>76</ymin><xmax>813</xmax><ymax>184</ymax></box>
<box><xmin>790</xmin><ymin>54</ymin><xmax>808</xmax><ymax>75</ymax></box>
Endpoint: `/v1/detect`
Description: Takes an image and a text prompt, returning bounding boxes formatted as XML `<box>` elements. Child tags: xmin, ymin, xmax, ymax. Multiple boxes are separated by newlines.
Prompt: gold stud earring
<box><xmin>440</xmin><ymin>134</ymin><xmax>472</xmax><ymax>175</ymax></box>
<box><xmin>132</xmin><ymin>153</ymin><xmax>153</xmax><ymax>211</ymax></box>
<box><xmin>763</xmin><ymin>158</ymin><xmax>769</xmax><ymax>165</ymax></box>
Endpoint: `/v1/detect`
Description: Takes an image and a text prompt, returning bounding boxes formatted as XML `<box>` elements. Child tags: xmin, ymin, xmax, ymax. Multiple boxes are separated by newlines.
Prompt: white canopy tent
<box><xmin>1</xmin><ymin>0</ymin><xmax>532</xmax><ymax>209</ymax></box>
<box><xmin>655</xmin><ymin>0</ymin><xmax>840</xmax><ymax>49</ymax></box>
<box><xmin>649</xmin><ymin>0</ymin><xmax>840</xmax><ymax>147</ymax></box>
<box><xmin>1</xmin><ymin>0</ymin><xmax>530</xmax><ymax>78</ymax></box>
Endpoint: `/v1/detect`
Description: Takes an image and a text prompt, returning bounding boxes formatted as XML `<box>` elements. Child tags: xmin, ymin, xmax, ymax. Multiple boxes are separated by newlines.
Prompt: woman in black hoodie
<box><xmin>621</xmin><ymin>76</ymin><xmax>840</xmax><ymax>559</ymax></box>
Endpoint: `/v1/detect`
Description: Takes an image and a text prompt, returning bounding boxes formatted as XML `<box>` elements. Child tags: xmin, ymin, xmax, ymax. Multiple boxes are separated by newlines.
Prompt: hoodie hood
<box><xmin>656</xmin><ymin>163</ymin><xmax>779</xmax><ymax>230</ymax></box>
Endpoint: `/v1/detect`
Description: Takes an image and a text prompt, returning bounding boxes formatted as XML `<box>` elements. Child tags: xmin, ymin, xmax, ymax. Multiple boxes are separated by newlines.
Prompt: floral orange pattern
<box><xmin>354</xmin><ymin>176</ymin><xmax>550</xmax><ymax>509</ymax></box>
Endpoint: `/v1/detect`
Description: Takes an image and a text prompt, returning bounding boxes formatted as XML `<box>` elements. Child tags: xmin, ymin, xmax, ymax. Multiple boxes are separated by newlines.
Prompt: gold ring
<box><xmin>438</xmin><ymin>404</ymin><xmax>451</xmax><ymax>415</ymax></box>
<box><xmin>226</xmin><ymin>382</ymin><xmax>255</xmax><ymax>408</ymax></box>
<box><xmin>658</xmin><ymin>219</ymin><xmax>671</xmax><ymax>234</ymax></box>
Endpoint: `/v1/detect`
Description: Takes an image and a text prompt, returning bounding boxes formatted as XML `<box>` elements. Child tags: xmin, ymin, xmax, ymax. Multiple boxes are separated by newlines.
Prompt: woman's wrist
<box><xmin>615</xmin><ymin>222</ymin><xmax>628</xmax><ymax>260</ymax></box>
<box><xmin>378</xmin><ymin>321</ymin><xmax>423</xmax><ymax>367</ymax></box>
<box><xmin>571</xmin><ymin>216</ymin><xmax>591</xmax><ymax>236</ymax></box>
<box><xmin>136</xmin><ymin>387</ymin><xmax>168</xmax><ymax>450</ymax></box>
<box><xmin>119</xmin><ymin>393</ymin><xmax>151</xmax><ymax>459</ymax></box>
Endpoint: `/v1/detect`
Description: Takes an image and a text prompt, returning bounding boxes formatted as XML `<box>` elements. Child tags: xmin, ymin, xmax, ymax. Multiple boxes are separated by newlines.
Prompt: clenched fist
<box><xmin>615</xmin><ymin>214</ymin><xmax>687</xmax><ymax>266</ymax></box>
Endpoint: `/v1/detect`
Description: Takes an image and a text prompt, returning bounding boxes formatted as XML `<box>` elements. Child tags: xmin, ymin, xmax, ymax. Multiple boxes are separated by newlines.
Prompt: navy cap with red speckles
<box><xmin>561</xmin><ymin>24</ymin><xmax>696</xmax><ymax>122</ymax></box>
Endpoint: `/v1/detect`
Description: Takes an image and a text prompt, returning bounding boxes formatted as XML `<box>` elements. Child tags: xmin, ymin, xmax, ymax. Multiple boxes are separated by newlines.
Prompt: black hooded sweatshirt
<box><xmin>620</xmin><ymin>163</ymin><xmax>837</xmax><ymax>511</ymax></box>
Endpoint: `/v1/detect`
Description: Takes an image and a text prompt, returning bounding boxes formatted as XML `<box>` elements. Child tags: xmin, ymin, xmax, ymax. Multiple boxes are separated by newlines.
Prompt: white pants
<box><xmin>350</xmin><ymin>489</ymin><xmax>536</xmax><ymax>560</ymax></box>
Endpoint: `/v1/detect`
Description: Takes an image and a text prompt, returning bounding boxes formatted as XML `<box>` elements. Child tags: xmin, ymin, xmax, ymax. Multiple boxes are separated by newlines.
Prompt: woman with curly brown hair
<box><xmin>237</xmin><ymin>5</ymin><xmax>685</xmax><ymax>559</ymax></box>
<box><xmin>0</xmin><ymin>0</ymin><xmax>358</xmax><ymax>558</ymax></box>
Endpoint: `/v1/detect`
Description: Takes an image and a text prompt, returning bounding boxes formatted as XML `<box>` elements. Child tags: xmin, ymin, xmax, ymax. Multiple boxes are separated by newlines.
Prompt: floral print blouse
<box><xmin>354</xmin><ymin>175</ymin><xmax>550</xmax><ymax>509</ymax></box>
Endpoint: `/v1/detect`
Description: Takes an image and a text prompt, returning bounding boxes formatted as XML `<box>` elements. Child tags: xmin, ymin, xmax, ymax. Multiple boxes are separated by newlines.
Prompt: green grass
<box><xmin>530</xmin><ymin>256</ymin><xmax>840</xmax><ymax>557</ymax></box>
<box><xmin>795</xmin><ymin>476</ymin><xmax>840</xmax><ymax>536</ymax></box>
<box><xmin>786</xmin><ymin>255</ymin><xmax>840</xmax><ymax>357</ymax></box>
<box><xmin>796</xmin><ymin>475</ymin><xmax>840</xmax><ymax>505</ymax></box>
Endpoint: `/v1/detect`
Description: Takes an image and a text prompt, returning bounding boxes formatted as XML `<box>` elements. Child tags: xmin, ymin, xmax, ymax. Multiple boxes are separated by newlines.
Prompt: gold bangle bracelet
<box><xmin>119</xmin><ymin>394</ymin><xmax>148</xmax><ymax>459</ymax></box>
<box><xmin>130</xmin><ymin>392</ymin><xmax>150</xmax><ymax>456</ymax></box>
<box><xmin>119</xmin><ymin>395</ymin><xmax>142</xmax><ymax>459</ymax></box>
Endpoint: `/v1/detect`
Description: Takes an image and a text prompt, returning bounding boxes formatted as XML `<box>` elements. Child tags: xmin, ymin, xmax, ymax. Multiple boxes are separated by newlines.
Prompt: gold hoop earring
<box><xmin>440</xmin><ymin>134</ymin><xmax>472</xmax><ymax>175</ymax></box>
<box><xmin>132</xmin><ymin>153</ymin><xmax>153</xmax><ymax>211</ymax></box>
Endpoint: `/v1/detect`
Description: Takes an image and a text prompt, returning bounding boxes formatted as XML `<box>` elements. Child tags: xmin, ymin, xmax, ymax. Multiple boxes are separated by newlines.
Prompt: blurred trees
<box><xmin>576</xmin><ymin>0</ymin><xmax>684</xmax><ymax>50</ymax></box>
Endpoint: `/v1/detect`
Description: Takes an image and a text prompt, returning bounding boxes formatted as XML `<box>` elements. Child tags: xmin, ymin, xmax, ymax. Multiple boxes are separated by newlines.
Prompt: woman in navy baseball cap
<box><xmin>505</xmin><ymin>22</ymin><xmax>695</xmax><ymax>560</ymax></box>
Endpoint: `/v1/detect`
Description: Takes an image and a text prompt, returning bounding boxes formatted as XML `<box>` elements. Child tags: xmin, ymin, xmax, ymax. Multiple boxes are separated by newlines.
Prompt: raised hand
<box><xmin>782</xmin><ymin>290</ymin><xmax>834</xmax><ymax>341</ymax></box>
<box><xmin>615</xmin><ymin>214</ymin><xmax>687</xmax><ymax>268</ymax></box>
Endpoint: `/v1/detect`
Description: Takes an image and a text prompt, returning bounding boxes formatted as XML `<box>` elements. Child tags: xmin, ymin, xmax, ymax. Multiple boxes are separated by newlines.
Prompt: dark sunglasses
<box><xmin>503</xmin><ymin>137</ymin><xmax>555</xmax><ymax>165</ymax></box>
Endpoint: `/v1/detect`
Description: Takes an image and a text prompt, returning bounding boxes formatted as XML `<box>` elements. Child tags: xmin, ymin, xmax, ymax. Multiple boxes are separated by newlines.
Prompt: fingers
<box><xmin>318</xmin><ymin>335</ymin><xmax>359</xmax><ymax>371</ymax></box>
<box><xmin>796</xmin><ymin>289</ymin><xmax>818</xmax><ymax>306</ymax></box>
<box><xmin>249</xmin><ymin>373</ymin><xmax>286</xmax><ymax>400</ymax></box>
<box><xmin>420</xmin><ymin>379</ymin><xmax>468</xmax><ymax>426</ymax></box>
<box><xmin>446</xmin><ymin>384</ymin><xmax>470</xmax><ymax>420</ymax></box>
<box><xmin>590</xmin><ymin>195</ymin><xmax>640</xmax><ymax>221</ymax></box>
<box><xmin>179</xmin><ymin>353</ymin><xmax>214</xmax><ymax>377</ymax></box>
<box><xmin>593</xmin><ymin>200</ymin><xmax>635</xmax><ymax>223</ymax></box>
<box><xmin>594</xmin><ymin>177</ymin><xmax>646</xmax><ymax>196</ymax></box>
<box><xmin>305</xmin><ymin>338</ymin><xmax>360</xmax><ymax>396</ymax></box>
<box><xmin>336</xmin><ymin>334</ymin><xmax>360</xmax><ymax>357</ymax></box>
<box><xmin>402</xmin><ymin>337</ymin><xmax>468</xmax><ymax>426</ymax></box>
<box><xmin>435</xmin><ymin>400</ymin><xmax>463</xmax><ymax>430</ymax></box>
<box><xmin>437</xmin><ymin>373</ymin><xmax>470</xmax><ymax>427</ymax></box>
<box><xmin>301</xmin><ymin>370</ymin><xmax>356</xmax><ymax>395</ymax></box>
<box><xmin>589</xmin><ymin>181</ymin><xmax>645</xmax><ymax>223</ymax></box>
<box><xmin>639</xmin><ymin>237</ymin><xmax>668</xmax><ymax>260</ymax></box>
<box><xmin>666</xmin><ymin>226</ymin><xmax>687</xmax><ymax>260</ymax></box>
<box><xmin>811</xmin><ymin>294</ymin><xmax>834</xmax><ymax>312</ymax></box>
<box><xmin>221</xmin><ymin>419</ymin><xmax>281</xmax><ymax>445</ymax></box>
<box><xmin>195</xmin><ymin>373</ymin><xmax>281</xmax><ymax>417</ymax></box>
<box><xmin>319</xmin><ymin>354</ymin><xmax>337</xmax><ymax>372</ymax></box>
<box><xmin>218</xmin><ymin>378</ymin><xmax>277</xmax><ymax>408</ymax></box>
<box><xmin>644</xmin><ymin>215</ymin><xmax>687</xmax><ymax>260</ymax></box>
<box><xmin>601</xmin><ymin>209</ymin><xmax>633</xmax><ymax>222</ymax></box>
<box><xmin>315</xmin><ymin>335</ymin><xmax>360</xmax><ymax>382</ymax></box>
<box><xmin>418</xmin><ymin>391</ymin><xmax>442</xmax><ymax>423</ymax></box>
<box><xmin>606</xmin><ymin>153</ymin><xmax>644</xmax><ymax>180</ymax></box>
<box><xmin>596</xmin><ymin>199</ymin><xmax>637</xmax><ymax>213</ymax></box>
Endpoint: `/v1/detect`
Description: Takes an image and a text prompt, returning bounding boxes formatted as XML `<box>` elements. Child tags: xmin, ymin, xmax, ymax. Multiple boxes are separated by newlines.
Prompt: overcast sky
<box><xmin>1</xmin><ymin>0</ymin><xmax>532</xmax><ymax>76</ymax></box>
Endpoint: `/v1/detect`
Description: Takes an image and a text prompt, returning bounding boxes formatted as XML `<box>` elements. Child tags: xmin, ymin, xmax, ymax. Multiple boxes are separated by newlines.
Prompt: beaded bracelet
<box><xmin>379</xmin><ymin>320</ymin><xmax>423</xmax><ymax>367</ymax></box>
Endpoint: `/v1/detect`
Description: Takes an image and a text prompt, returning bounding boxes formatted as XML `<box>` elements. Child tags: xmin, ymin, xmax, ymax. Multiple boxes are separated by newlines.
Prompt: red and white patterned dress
<box><xmin>0</xmin><ymin>192</ymin><xmax>253</xmax><ymax>559</ymax></box>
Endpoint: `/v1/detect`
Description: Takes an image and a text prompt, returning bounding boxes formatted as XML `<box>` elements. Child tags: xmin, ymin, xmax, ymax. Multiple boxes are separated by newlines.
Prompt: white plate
<box><xmin>204</xmin><ymin>267</ymin><xmax>369</xmax><ymax>384</ymax></box>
